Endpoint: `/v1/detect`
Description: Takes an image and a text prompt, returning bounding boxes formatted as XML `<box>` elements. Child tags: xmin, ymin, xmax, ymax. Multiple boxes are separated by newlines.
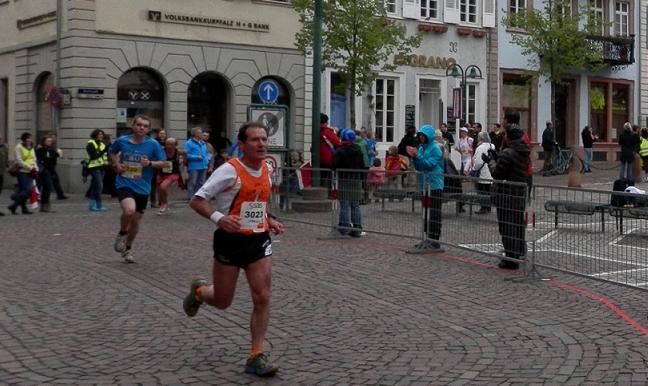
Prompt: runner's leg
<box><xmin>199</xmin><ymin>261</ymin><xmax>239</xmax><ymax>309</ymax></box>
<box><xmin>126</xmin><ymin>212</ymin><xmax>143</xmax><ymax>248</ymax></box>
<box><xmin>244</xmin><ymin>257</ymin><xmax>272</xmax><ymax>355</ymax></box>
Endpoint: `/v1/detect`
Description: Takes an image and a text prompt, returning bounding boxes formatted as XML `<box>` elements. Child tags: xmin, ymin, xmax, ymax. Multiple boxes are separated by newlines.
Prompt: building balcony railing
<box><xmin>586</xmin><ymin>34</ymin><xmax>635</xmax><ymax>67</ymax></box>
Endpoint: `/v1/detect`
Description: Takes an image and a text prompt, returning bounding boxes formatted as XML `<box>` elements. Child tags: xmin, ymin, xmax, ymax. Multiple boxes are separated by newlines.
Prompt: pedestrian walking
<box><xmin>8</xmin><ymin>132</ymin><xmax>37</xmax><ymax>215</ymax></box>
<box><xmin>454</xmin><ymin>126</ymin><xmax>473</xmax><ymax>176</ymax></box>
<box><xmin>48</xmin><ymin>133</ymin><xmax>68</xmax><ymax>200</ymax></box>
<box><xmin>85</xmin><ymin>129</ymin><xmax>109</xmax><ymax>212</ymax></box>
<box><xmin>109</xmin><ymin>115</ymin><xmax>166</xmax><ymax>263</ymax></box>
<box><xmin>397</xmin><ymin>125</ymin><xmax>419</xmax><ymax>189</ymax></box>
<box><xmin>581</xmin><ymin>125</ymin><xmax>598</xmax><ymax>173</ymax></box>
<box><xmin>483</xmin><ymin>110</ymin><xmax>530</xmax><ymax>270</ymax></box>
<box><xmin>102</xmin><ymin>134</ymin><xmax>118</xmax><ymax>197</ymax></box>
<box><xmin>182</xmin><ymin>121</ymin><xmax>284</xmax><ymax>377</ymax></box>
<box><xmin>541</xmin><ymin>120</ymin><xmax>556</xmax><ymax>173</ymax></box>
<box><xmin>184</xmin><ymin>127</ymin><xmax>210</xmax><ymax>199</ymax></box>
<box><xmin>319</xmin><ymin>113</ymin><xmax>342</xmax><ymax>189</ymax></box>
<box><xmin>472</xmin><ymin>131</ymin><xmax>494</xmax><ymax>214</ymax></box>
<box><xmin>406</xmin><ymin>125</ymin><xmax>445</xmax><ymax>254</ymax></box>
<box><xmin>332</xmin><ymin>128</ymin><xmax>366</xmax><ymax>237</ymax></box>
<box><xmin>618</xmin><ymin>122</ymin><xmax>639</xmax><ymax>181</ymax></box>
<box><xmin>35</xmin><ymin>135</ymin><xmax>58</xmax><ymax>213</ymax></box>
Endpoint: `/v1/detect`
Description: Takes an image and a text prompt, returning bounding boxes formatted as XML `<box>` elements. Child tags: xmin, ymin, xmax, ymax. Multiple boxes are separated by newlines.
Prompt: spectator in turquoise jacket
<box><xmin>406</xmin><ymin>124</ymin><xmax>445</xmax><ymax>254</ymax></box>
<box><xmin>184</xmin><ymin>127</ymin><xmax>210</xmax><ymax>199</ymax></box>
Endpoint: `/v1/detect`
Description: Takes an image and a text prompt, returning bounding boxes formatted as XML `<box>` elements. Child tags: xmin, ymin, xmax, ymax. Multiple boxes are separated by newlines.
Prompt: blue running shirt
<box><xmin>110</xmin><ymin>135</ymin><xmax>165</xmax><ymax>195</ymax></box>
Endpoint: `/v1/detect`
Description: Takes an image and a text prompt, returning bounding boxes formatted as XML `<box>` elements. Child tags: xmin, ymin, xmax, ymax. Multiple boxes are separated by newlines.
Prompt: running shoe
<box><xmin>183</xmin><ymin>277</ymin><xmax>208</xmax><ymax>317</ymax></box>
<box><xmin>157</xmin><ymin>204</ymin><xmax>168</xmax><ymax>216</ymax></box>
<box><xmin>122</xmin><ymin>249</ymin><xmax>134</xmax><ymax>264</ymax></box>
<box><xmin>114</xmin><ymin>233</ymin><xmax>128</xmax><ymax>253</ymax></box>
<box><xmin>244</xmin><ymin>352</ymin><xmax>279</xmax><ymax>377</ymax></box>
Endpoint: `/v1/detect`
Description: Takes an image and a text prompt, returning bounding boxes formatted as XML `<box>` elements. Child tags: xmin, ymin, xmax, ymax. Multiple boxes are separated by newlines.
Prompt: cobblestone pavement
<box><xmin>2</xmin><ymin>164</ymin><xmax>648</xmax><ymax>385</ymax></box>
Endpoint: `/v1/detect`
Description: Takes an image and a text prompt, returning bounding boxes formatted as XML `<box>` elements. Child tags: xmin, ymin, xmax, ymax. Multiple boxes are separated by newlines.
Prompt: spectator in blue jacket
<box><xmin>184</xmin><ymin>127</ymin><xmax>210</xmax><ymax>199</ymax></box>
<box><xmin>405</xmin><ymin>124</ymin><xmax>445</xmax><ymax>254</ymax></box>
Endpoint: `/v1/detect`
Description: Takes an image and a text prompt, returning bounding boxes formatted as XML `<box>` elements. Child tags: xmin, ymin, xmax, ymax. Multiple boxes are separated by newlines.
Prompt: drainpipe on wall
<box><xmin>55</xmin><ymin>0</ymin><xmax>62</xmax><ymax>132</ymax></box>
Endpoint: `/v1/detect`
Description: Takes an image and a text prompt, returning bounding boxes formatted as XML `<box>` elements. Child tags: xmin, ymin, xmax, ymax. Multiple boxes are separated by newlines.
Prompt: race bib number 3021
<box><xmin>240</xmin><ymin>201</ymin><xmax>266</xmax><ymax>232</ymax></box>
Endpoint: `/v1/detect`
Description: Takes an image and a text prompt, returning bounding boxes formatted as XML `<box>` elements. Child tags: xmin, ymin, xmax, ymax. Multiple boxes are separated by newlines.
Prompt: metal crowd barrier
<box><xmin>271</xmin><ymin>167</ymin><xmax>648</xmax><ymax>289</ymax></box>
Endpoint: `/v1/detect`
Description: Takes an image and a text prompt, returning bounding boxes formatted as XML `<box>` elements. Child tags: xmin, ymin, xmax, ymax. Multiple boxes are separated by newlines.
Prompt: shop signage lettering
<box><xmin>394</xmin><ymin>54</ymin><xmax>456</xmax><ymax>69</ymax></box>
<box><xmin>147</xmin><ymin>10</ymin><xmax>270</xmax><ymax>33</ymax></box>
<box><xmin>17</xmin><ymin>11</ymin><xmax>57</xmax><ymax>29</ymax></box>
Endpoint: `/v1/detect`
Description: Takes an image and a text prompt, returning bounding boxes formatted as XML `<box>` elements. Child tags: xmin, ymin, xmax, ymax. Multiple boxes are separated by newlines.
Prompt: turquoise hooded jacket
<box><xmin>413</xmin><ymin>124</ymin><xmax>444</xmax><ymax>191</ymax></box>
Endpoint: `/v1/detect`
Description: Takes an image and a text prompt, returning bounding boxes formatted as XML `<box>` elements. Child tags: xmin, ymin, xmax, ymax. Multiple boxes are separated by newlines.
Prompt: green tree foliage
<box><xmin>292</xmin><ymin>0</ymin><xmax>421</xmax><ymax>127</ymax></box>
<box><xmin>503</xmin><ymin>0</ymin><xmax>605</xmax><ymax>120</ymax></box>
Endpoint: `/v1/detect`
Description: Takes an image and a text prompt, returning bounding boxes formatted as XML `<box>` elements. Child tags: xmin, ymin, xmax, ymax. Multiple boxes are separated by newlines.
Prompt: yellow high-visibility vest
<box><xmin>640</xmin><ymin>138</ymin><xmax>648</xmax><ymax>157</ymax></box>
<box><xmin>87</xmin><ymin>140</ymin><xmax>108</xmax><ymax>169</ymax></box>
<box><xmin>19</xmin><ymin>145</ymin><xmax>36</xmax><ymax>172</ymax></box>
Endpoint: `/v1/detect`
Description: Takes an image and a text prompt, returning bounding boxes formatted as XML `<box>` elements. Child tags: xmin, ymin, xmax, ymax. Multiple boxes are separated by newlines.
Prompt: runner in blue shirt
<box><xmin>109</xmin><ymin>115</ymin><xmax>166</xmax><ymax>263</ymax></box>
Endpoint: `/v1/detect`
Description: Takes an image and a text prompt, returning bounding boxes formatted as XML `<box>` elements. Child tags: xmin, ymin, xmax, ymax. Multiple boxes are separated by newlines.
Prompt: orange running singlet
<box><xmin>227</xmin><ymin>159</ymin><xmax>271</xmax><ymax>234</ymax></box>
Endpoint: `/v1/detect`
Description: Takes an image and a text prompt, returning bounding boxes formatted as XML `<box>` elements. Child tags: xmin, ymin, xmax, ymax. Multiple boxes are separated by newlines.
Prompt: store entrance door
<box><xmin>187</xmin><ymin>72</ymin><xmax>231</xmax><ymax>152</ymax></box>
<box><xmin>419</xmin><ymin>79</ymin><xmax>440</xmax><ymax>128</ymax></box>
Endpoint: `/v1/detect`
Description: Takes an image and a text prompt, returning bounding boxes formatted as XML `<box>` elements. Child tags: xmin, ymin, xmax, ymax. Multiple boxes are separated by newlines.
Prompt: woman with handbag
<box><xmin>8</xmin><ymin>132</ymin><xmax>38</xmax><ymax>215</ymax></box>
<box><xmin>472</xmin><ymin>131</ymin><xmax>495</xmax><ymax>214</ymax></box>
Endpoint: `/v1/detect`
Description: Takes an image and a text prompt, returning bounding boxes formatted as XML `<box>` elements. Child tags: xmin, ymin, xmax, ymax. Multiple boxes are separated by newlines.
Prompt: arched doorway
<box><xmin>187</xmin><ymin>72</ymin><xmax>231</xmax><ymax>152</ymax></box>
<box><xmin>116</xmin><ymin>68</ymin><xmax>165</xmax><ymax>137</ymax></box>
<box><xmin>34</xmin><ymin>72</ymin><xmax>55</xmax><ymax>142</ymax></box>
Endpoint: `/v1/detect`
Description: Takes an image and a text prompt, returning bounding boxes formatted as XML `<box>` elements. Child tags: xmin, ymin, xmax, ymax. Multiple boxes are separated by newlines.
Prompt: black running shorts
<box><xmin>116</xmin><ymin>187</ymin><xmax>149</xmax><ymax>214</ymax></box>
<box><xmin>212</xmin><ymin>229</ymin><xmax>272</xmax><ymax>268</ymax></box>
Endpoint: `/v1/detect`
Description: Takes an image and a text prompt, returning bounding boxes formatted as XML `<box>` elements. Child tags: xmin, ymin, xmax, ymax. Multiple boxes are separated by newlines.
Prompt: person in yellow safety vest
<box><xmin>8</xmin><ymin>132</ymin><xmax>38</xmax><ymax>215</ymax></box>
<box><xmin>640</xmin><ymin>128</ymin><xmax>648</xmax><ymax>182</ymax></box>
<box><xmin>86</xmin><ymin>129</ymin><xmax>109</xmax><ymax>211</ymax></box>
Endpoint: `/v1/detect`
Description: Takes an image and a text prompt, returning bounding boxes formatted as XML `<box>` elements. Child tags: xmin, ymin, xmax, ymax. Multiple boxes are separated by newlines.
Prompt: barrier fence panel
<box><xmin>529</xmin><ymin>184</ymin><xmax>648</xmax><ymax>289</ymax></box>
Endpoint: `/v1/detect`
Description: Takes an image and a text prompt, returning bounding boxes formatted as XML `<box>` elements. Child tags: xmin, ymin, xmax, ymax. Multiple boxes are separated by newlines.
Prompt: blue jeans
<box><xmin>88</xmin><ymin>168</ymin><xmax>104</xmax><ymax>206</ymax></box>
<box><xmin>583</xmin><ymin>148</ymin><xmax>592</xmax><ymax>172</ymax></box>
<box><xmin>620</xmin><ymin>162</ymin><xmax>633</xmax><ymax>181</ymax></box>
<box><xmin>12</xmin><ymin>172</ymin><xmax>35</xmax><ymax>206</ymax></box>
<box><xmin>188</xmin><ymin>169</ymin><xmax>207</xmax><ymax>198</ymax></box>
<box><xmin>338</xmin><ymin>200</ymin><xmax>361</xmax><ymax>233</ymax></box>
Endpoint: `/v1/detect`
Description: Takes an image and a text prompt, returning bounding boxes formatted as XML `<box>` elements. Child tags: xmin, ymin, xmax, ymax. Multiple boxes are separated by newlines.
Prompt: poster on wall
<box><xmin>248</xmin><ymin>105</ymin><xmax>288</xmax><ymax>149</ymax></box>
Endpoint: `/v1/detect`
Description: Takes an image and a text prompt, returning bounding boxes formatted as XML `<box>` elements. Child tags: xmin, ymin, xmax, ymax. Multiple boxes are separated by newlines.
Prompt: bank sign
<box><xmin>147</xmin><ymin>10</ymin><xmax>270</xmax><ymax>33</ymax></box>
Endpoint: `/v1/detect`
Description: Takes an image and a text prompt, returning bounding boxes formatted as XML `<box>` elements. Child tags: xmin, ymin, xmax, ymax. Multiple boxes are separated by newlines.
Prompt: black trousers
<box><xmin>495</xmin><ymin>186</ymin><xmax>526</xmax><ymax>259</ymax></box>
<box><xmin>424</xmin><ymin>189</ymin><xmax>443</xmax><ymax>240</ymax></box>
<box><xmin>51</xmin><ymin>168</ymin><xmax>65</xmax><ymax>198</ymax></box>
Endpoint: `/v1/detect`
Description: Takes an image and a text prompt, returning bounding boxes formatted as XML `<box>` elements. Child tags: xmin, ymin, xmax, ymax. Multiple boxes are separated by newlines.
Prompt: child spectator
<box><xmin>367</xmin><ymin>158</ymin><xmax>385</xmax><ymax>202</ymax></box>
<box><xmin>384</xmin><ymin>145</ymin><xmax>402</xmax><ymax>189</ymax></box>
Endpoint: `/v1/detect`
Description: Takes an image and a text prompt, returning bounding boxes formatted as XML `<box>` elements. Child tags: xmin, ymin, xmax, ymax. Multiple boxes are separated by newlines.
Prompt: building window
<box><xmin>460</xmin><ymin>0</ymin><xmax>477</xmax><ymax>23</ymax></box>
<box><xmin>420</xmin><ymin>0</ymin><xmax>438</xmax><ymax>19</ymax></box>
<box><xmin>509</xmin><ymin>0</ymin><xmax>526</xmax><ymax>14</ymax></box>
<box><xmin>589</xmin><ymin>0</ymin><xmax>606</xmax><ymax>35</ymax></box>
<box><xmin>385</xmin><ymin>0</ymin><xmax>397</xmax><ymax>14</ymax></box>
<box><xmin>374</xmin><ymin>78</ymin><xmax>396</xmax><ymax>143</ymax></box>
<box><xmin>589</xmin><ymin>80</ymin><xmax>630</xmax><ymax>142</ymax></box>
<box><xmin>614</xmin><ymin>1</ymin><xmax>629</xmax><ymax>36</ymax></box>
<box><xmin>466</xmin><ymin>84</ymin><xmax>477</xmax><ymax>124</ymax></box>
<box><xmin>501</xmin><ymin>74</ymin><xmax>532</xmax><ymax>134</ymax></box>
<box><xmin>117</xmin><ymin>68</ymin><xmax>165</xmax><ymax>137</ymax></box>
<box><xmin>35</xmin><ymin>72</ymin><xmax>54</xmax><ymax>142</ymax></box>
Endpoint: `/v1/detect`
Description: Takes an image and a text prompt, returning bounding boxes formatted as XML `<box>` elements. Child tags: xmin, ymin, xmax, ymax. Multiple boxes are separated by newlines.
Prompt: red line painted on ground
<box><xmin>549</xmin><ymin>279</ymin><xmax>648</xmax><ymax>337</ymax></box>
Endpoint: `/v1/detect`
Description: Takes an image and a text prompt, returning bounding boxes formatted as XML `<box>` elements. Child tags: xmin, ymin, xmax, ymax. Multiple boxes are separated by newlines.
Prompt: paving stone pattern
<box><xmin>2</xmin><ymin>164</ymin><xmax>648</xmax><ymax>384</ymax></box>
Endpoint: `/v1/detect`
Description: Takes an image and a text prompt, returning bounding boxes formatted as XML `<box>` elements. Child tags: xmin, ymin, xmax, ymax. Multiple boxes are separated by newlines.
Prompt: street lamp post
<box><xmin>445</xmin><ymin>63</ymin><xmax>483</xmax><ymax>129</ymax></box>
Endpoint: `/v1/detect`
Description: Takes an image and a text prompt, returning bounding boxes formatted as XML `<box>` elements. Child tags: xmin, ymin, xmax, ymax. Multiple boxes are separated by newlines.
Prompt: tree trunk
<box><xmin>349</xmin><ymin>73</ymin><xmax>357</xmax><ymax>129</ymax></box>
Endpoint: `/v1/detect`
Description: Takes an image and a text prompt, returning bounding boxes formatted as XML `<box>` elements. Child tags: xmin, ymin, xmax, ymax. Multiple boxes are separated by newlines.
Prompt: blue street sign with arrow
<box><xmin>258</xmin><ymin>80</ymin><xmax>279</xmax><ymax>104</ymax></box>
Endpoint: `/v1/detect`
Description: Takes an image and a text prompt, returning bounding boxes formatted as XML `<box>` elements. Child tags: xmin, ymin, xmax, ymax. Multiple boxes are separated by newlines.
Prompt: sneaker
<box><xmin>497</xmin><ymin>259</ymin><xmax>519</xmax><ymax>270</ymax></box>
<box><xmin>157</xmin><ymin>204</ymin><xmax>168</xmax><ymax>216</ymax></box>
<box><xmin>122</xmin><ymin>249</ymin><xmax>135</xmax><ymax>264</ymax></box>
<box><xmin>183</xmin><ymin>277</ymin><xmax>208</xmax><ymax>317</ymax></box>
<box><xmin>114</xmin><ymin>233</ymin><xmax>128</xmax><ymax>253</ymax></box>
<box><xmin>244</xmin><ymin>352</ymin><xmax>279</xmax><ymax>377</ymax></box>
<box><xmin>406</xmin><ymin>239</ymin><xmax>445</xmax><ymax>254</ymax></box>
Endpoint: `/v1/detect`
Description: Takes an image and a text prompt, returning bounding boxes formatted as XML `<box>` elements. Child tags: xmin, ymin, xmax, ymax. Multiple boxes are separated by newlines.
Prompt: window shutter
<box><xmin>403</xmin><ymin>0</ymin><xmax>421</xmax><ymax>19</ymax></box>
<box><xmin>444</xmin><ymin>0</ymin><xmax>460</xmax><ymax>23</ymax></box>
<box><xmin>482</xmin><ymin>0</ymin><xmax>495</xmax><ymax>27</ymax></box>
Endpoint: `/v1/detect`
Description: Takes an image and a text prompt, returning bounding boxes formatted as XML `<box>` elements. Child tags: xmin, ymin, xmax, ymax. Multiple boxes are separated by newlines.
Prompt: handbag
<box><xmin>7</xmin><ymin>161</ymin><xmax>20</xmax><ymax>177</ymax></box>
<box><xmin>469</xmin><ymin>165</ymin><xmax>484</xmax><ymax>178</ymax></box>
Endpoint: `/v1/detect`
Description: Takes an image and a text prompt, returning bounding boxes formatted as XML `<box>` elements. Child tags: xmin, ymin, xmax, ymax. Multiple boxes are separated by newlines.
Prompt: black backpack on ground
<box><xmin>611</xmin><ymin>179</ymin><xmax>634</xmax><ymax>207</ymax></box>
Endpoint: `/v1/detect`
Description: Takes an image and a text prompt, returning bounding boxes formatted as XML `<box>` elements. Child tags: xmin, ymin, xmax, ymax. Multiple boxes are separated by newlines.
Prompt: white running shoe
<box><xmin>157</xmin><ymin>204</ymin><xmax>168</xmax><ymax>216</ymax></box>
<box><xmin>114</xmin><ymin>233</ymin><xmax>128</xmax><ymax>253</ymax></box>
<box><xmin>122</xmin><ymin>250</ymin><xmax>134</xmax><ymax>264</ymax></box>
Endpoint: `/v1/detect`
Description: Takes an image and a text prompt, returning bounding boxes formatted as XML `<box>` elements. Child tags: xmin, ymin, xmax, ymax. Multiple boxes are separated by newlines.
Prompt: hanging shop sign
<box><xmin>17</xmin><ymin>11</ymin><xmax>57</xmax><ymax>29</ymax></box>
<box><xmin>147</xmin><ymin>10</ymin><xmax>270</xmax><ymax>32</ymax></box>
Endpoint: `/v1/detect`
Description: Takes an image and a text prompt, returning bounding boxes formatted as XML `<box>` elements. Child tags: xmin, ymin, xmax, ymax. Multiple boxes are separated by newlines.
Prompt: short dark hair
<box><xmin>237</xmin><ymin>122</ymin><xmax>269</xmax><ymax>142</ymax></box>
<box><xmin>473</xmin><ymin>122</ymin><xmax>482</xmax><ymax>129</ymax></box>
<box><xmin>90</xmin><ymin>129</ymin><xmax>105</xmax><ymax>139</ymax></box>
<box><xmin>20</xmin><ymin>132</ymin><xmax>32</xmax><ymax>142</ymax></box>
<box><xmin>494</xmin><ymin>123</ymin><xmax>501</xmax><ymax>128</ymax></box>
<box><xmin>320</xmin><ymin>113</ymin><xmax>329</xmax><ymax>124</ymax></box>
<box><xmin>132</xmin><ymin>114</ymin><xmax>152</xmax><ymax>126</ymax></box>
<box><xmin>504</xmin><ymin>110</ymin><xmax>520</xmax><ymax>125</ymax></box>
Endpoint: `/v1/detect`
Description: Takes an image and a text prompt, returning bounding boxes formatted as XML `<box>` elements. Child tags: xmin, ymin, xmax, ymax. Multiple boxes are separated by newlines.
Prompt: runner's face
<box><xmin>132</xmin><ymin>118</ymin><xmax>151</xmax><ymax>137</ymax></box>
<box><xmin>242</xmin><ymin>127</ymin><xmax>268</xmax><ymax>162</ymax></box>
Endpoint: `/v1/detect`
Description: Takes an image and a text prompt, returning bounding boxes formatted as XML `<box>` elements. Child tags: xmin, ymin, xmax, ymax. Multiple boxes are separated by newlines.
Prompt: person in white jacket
<box><xmin>472</xmin><ymin>131</ymin><xmax>495</xmax><ymax>214</ymax></box>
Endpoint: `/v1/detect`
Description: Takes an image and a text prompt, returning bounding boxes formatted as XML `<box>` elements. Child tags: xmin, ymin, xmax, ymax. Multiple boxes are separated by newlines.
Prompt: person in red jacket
<box><xmin>319</xmin><ymin>113</ymin><xmax>342</xmax><ymax>188</ymax></box>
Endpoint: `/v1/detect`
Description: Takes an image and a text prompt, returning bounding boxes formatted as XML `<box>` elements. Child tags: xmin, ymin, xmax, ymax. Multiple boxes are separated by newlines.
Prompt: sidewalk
<box><xmin>1</xmin><ymin>194</ymin><xmax>648</xmax><ymax>384</ymax></box>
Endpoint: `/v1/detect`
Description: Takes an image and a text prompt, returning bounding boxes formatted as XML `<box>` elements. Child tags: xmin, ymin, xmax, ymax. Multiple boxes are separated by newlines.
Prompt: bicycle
<box><xmin>542</xmin><ymin>145</ymin><xmax>576</xmax><ymax>176</ymax></box>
